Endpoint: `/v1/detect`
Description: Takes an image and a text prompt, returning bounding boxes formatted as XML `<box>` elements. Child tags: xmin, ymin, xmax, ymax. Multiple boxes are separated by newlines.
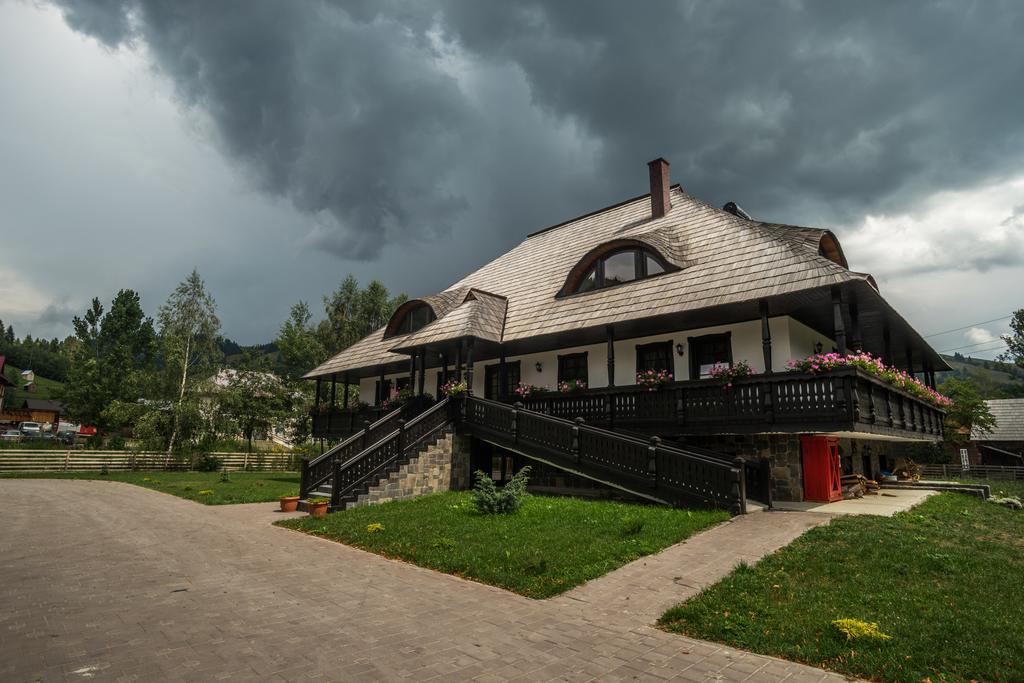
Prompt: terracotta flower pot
<box><xmin>279</xmin><ymin>496</ymin><xmax>300</xmax><ymax>512</ymax></box>
<box><xmin>308</xmin><ymin>501</ymin><xmax>329</xmax><ymax>518</ymax></box>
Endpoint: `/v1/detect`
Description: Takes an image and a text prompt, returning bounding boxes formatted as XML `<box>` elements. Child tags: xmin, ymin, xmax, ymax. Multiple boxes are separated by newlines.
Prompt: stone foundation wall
<box><xmin>676</xmin><ymin>433</ymin><xmax>804</xmax><ymax>502</ymax></box>
<box><xmin>349</xmin><ymin>432</ymin><xmax>472</xmax><ymax>509</ymax></box>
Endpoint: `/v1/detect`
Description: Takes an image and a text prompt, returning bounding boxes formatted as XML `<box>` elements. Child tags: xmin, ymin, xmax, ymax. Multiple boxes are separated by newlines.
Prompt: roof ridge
<box><xmin>526</xmin><ymin>184</ymin><xmax>683</xmax><ymax>239</ymax></box>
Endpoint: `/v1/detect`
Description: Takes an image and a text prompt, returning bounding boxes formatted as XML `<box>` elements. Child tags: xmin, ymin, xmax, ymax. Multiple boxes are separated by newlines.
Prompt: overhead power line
<box><xmin>923</xmin><ymin>314</ymin><xmax>1012</xmax><ymax>338</ymax></box>
<box><xmin>939</xmin><ymin>340</ymin><xmax>1008</xmax><ymax>354</ymax></box>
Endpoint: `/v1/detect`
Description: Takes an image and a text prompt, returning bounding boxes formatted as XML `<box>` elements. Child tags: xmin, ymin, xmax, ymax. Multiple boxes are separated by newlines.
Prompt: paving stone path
<box><xmin>0</xmin><ymin>480</ymin><xmax>848</xmax><ymax>682</ymax></box>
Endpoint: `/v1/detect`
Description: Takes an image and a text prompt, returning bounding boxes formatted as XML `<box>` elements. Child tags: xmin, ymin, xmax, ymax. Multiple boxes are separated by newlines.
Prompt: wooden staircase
<box><xmin>300</xmin><ymin>394</ymin><xmax>752</xmax><ymax>515</ymax></box>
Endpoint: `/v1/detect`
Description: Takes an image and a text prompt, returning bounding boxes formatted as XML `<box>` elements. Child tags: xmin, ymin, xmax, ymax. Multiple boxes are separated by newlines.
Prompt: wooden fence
<box><xmin>0</xmin><ymin>450</ymin><xmax>298</xmax><ymax>473</ymax></box>
<box><xmin>920</xmin><ymin>464</ymin><xmax>1024</xmax><ymax>481</ymax></box>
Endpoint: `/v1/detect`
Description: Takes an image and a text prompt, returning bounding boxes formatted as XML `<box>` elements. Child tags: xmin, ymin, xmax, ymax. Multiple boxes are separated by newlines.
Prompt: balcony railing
<box><xmin>515</xmin><ymin>367</ymin><xmax>945</xmax><ymax>440</ymax></box>
<box><xmin>310</xmin><ymin>406</ymin><xmax>390</xmax><ymax>440</ymax></box>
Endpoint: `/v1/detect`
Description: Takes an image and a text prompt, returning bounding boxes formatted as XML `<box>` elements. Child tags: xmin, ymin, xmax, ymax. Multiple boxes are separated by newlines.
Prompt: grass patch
<box><xmin>659</xmin><ymin>493</ymin><xmax>1024</xmax><ymax>682</ymax></box>
<box><xmin>0</xmin><ymin>470</ymin><xmax>299</xmax><ymax>504</ymax></box>
<box><xmin>277</xmin><ymin>491</ymin><xmax>728</xmax><ymax>598</ymax></box>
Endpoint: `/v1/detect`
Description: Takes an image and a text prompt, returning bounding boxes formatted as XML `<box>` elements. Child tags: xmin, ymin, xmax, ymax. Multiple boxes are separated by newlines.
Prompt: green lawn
<box><xmin>278</xmin><ymin>491</ymin><xmax>729</xmax><ymax>598</ymax></box>
<box><xmin>659</xmin><ymin>493</ymin><xmax>1024</xmax><ymax>682</ymax></box>
<box><xmin>0</xmin><ymin>470</ymin><xmax>299</xmax><ymax>504</ymax></box>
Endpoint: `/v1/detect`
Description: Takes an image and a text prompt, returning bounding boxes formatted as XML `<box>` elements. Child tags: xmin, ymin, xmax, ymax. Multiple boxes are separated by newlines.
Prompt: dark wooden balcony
<box><xmin>515</xmin><ymin>367</ymin><xmax>945</xmax><ymax>441</ymax></box>
<box><xmin>310</xmin><ymin>406</ymin><xmax>390</xmax><ymax>440</ymax></box>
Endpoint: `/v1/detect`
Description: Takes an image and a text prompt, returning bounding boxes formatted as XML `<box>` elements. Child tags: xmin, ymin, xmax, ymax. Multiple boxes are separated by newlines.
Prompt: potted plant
<box><xmin>514</xmin><ymin>382</ymin><xmax>535</xmax><ymax>399</ymax></box>
<box><xmin>708</xmin><ymin>360</ymin><xmax>755</xmax><ymax>389</ymax></box>
<box><xmin>558</xmin><ymin>379</ymin><xmax>587</xmax><ymax>393</ymax></box>
<box><xmin>279</xmin><ymin>495</ymin><xmax>300</xmax><ymax>512</ymax></box>
<box><xmin>306</xmin><ymin>497</ymin><xmax>330</xmax><ymax>518</ymax></box>
<box><xmin>636</xmin><ymin>369</ymin><xmax>673</xmax><ymax>391</ymax></box>
<box><xmin>440</xmin><ymin>379</ymin><xmax>468</xmax><ymax>397</ymax></box>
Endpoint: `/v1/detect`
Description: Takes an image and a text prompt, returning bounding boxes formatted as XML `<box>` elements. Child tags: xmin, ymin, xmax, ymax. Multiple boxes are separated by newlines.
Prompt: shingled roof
<box><xmin>973</xmin><ymin>399</ymin><xmax>1024</xmax><ymax>441</ymax></box>
<box><xmin>306</xmin><ymin>184</ymin><xmax>916</xmax><ymax>379</ymax></box>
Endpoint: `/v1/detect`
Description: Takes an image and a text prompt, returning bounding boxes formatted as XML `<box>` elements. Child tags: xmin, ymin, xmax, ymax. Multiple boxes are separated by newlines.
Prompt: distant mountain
<box><xmin>938</xmin><ymin>353</ymin><xmax>1024</xmax><ymax>398</ymax></box>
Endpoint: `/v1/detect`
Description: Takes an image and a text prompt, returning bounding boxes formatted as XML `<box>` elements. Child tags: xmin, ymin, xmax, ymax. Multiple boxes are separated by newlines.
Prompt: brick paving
<box><xmin>0</xmin><ymin>480</ymin><xmax>849</xmax><ymax>682</ymax></box>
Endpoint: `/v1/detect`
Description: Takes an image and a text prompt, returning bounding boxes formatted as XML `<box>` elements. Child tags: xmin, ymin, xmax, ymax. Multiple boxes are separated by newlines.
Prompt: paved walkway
<box><xmin>0</xmin><ymin>480</ymin><xmax>848</xmax><ymax>682</ymax></box>
<box><xmin>557</xmin><ymin>511</ymin><xmax>829</xmax><ymax>625</ymax></box>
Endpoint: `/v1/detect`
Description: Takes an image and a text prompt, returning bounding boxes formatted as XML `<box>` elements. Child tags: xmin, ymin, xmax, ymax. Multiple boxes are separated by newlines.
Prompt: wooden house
<box><xmin>301</xmin><ymin>159</ymin><xmax>949</xmax><ymax>510</ymax></box>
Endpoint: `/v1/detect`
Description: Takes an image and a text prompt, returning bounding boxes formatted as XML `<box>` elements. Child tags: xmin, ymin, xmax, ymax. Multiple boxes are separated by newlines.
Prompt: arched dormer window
<box><xmin>384</xmin><ymin>301</ymin><xmax>437</xmax><ymax>338</ymax></box>
<box><xmin>817</xmin><ymin>232</ymin><xmax>849</xmax><ymax>268</ymax></box>
<box><xmin>559</xmin><ymin>240</ymin><xmax>675</xmax><ymax>297</ymax></box>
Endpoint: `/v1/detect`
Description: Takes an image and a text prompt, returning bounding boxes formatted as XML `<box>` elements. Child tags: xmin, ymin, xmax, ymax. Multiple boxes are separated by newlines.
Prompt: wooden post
<box><xmin>408</xmin><ymin>353</ymin><xmax>416</xmax><ymax>390</ymax></box>
<box><xmin>759</xmin><ymin>300</ymin><xmax>772</xmax><ymax>373</ymax></box>
<box><xmin>417</xmin><ymin>348</ymin><xmax>426</xmax><ymax>396</ymax></box>
<box><xmin>499</xmin><ymin>346</ymin><xmax>508</xmax><ymax>401</ymax></box>
<box><xmin>328</xmin><ymin>375</ymin><xmax>337</xmax><ymax>434</ymax></box>
<box><xmin>648</xmin><ymin>436</ymin><xmax>660</xmax><ymax>486</ymax></box>
<box><xmin>905</xmin><ymin>347</ymin><xmax>915</xmax><ymax>379</ymax></box>
<box><xmin>441</xmin><ymin>352</ymin><xmax>449</xmax><ymax>388</ymax></box>
<box><xmin>377</xmin><ymin>366</ymin><xmax>386</xmax><ymax>405</ymax></box>
<box><xmin>883</xmin><ymin>326</ymin><xmax>893</xmax><ymax>366</ymax></box>
<box><xmin>831</xmin><ymin>287</ymin><xmax>847</xmax><ymax>353</ymax></box>
<box><xmin>849</xmin><ymin>299</ymin><xmax>862</xmax><ymax>352</ymax></box>
<box><xmin>456</xmin><ymin>343</ymin><xmax>464</xmax><ymax>382</ymax></box>
<box><xmin>465</xmin><ymin>338</ymin><xmax>475</xmax><ymax>395</ymax></box>
<box><xmin>342</xmin><ymin>375</ymin><xmax>350</xmax><ymax>409</ymax></box>
<box><xmin>606</xmin><ymin>325</ymin><xmax>615</xmax><ymax>387</ymax></box>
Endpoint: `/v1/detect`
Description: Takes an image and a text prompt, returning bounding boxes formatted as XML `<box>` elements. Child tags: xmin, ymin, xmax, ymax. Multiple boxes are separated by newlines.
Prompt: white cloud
<box><xmin>841</xmin><ymin>175</ymin><xmax>1024</xmax><ymax>278</ymax></box>
<box><xmin>965</xmin><ymin>327</ymin><xmax>998</xmax><ymax>345</ymax></box>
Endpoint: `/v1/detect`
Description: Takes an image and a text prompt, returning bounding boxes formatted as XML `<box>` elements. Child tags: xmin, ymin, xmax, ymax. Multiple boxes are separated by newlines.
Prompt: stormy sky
<box><xmin>1</xmin><ymin>1</ymin><xmax>1022</xmax><ymax>359</ymax></box>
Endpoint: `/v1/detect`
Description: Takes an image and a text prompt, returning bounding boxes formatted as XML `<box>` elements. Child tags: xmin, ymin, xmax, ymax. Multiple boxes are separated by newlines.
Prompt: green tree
<box><xmin>999</xmin><ymin>308</ymin><xmax>1024</xmax><ymax>370</ymax></box>
<box><xmin>318</xmin><ymin>276</ymin><xmax>406</xmax><ymax>356</ymax></box>
<box><xmin>938</xmin><ymin>377</ymin><xmax>997</xmax><ymax>443</ymax></box>
<box><xmin>158</xmin><ymin>269</ymin><xmax>221</xmax><ymax>454</ymax></box>
<box><xmin>276</xmin><ymin>301</ymin><xmax>326</xmax><ymax>381</ymax></box>
<box><xmin>214</xmin><ymin>353</ymin><xmax>290</xmax><ymax>452</ymax></box>
<box><xmin>58</xmin><ymin>291</ymin><xmax>156</xmax><ymax>434</ymax></box>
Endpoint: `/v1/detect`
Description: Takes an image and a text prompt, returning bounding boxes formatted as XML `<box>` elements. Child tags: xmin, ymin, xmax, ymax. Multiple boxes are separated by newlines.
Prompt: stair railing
<box><xmin>329</xmin><ymin>397</ymin><xmax>452</xmax><ymax>509</ymax></box>
<box><xmin>300</xmin><ymin>407</ymin><xmax>404</xmax><ymax>498</ymax></box>
<box><xmin>463</xmin><ymin>395</ymin><xmax>746</xmax><ymax>513</ymax></box>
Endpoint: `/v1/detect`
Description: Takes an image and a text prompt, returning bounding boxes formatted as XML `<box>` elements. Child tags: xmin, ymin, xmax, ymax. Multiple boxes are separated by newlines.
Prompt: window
<box><xmin>688</xmin><ymin>333</ymin><xmax>732</xmax><ymax>379</ymax></box>
<box><xmin>396</xmin><ymin>304</ymin><xmax>436</xmax><ymax>335</ymax></box>
<box><xmin>636</xmin><ymin>341</ymin><xmax>673</xmax><ymax>374</ymax></box>
<box><xmin>484</xmin><ymin>361</ymin><xmax>521</xmax><ymax>400</ymax></box>
<box><xmin>558</xmin><ymin>352</ymin><xmax>588</xmax><ymax>384</ymax></box>
<box><xmin>570</xmin><ymin>248</ymin><xmax>669</xmax><ymax>294</ymax></box>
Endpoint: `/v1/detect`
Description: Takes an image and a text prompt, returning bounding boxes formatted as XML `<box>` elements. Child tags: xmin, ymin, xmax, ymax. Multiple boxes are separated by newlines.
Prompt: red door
<box><xmin>800</xmin><ymin>436</ymin><xmax>843</xmax><ymax>502</ymax></box>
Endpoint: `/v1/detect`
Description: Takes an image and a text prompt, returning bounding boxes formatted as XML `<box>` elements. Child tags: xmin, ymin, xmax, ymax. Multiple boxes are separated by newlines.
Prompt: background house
<box><xmin>963</xmin><ymin>398</ymin><xmax>1024</xmax><ymax>466</ymax></box>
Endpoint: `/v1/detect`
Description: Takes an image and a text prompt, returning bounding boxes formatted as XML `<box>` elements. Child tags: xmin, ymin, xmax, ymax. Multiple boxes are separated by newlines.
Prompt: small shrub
<box><xmin>193</xmin><ymin>453</ymin><xmax>223</xmax><ymax>472</ymax></box>
<box><xmin>219</xmin><ymin>470</ymin><xmax>231</xmax><ymax>483</ymax></box>
<box><xmin>619</xmin><ymin>515</ymin><xmax>644</xmax><ymax>537</ymax></box>
<box><xmin>471</xmin><ymin>466</ymin><xmax>532</xmax><ymax>514</ymax></box>
<box><xmin>831</xmin><ymin>618</ymin><xmax>892</xmax><ymax>642</ymax></box>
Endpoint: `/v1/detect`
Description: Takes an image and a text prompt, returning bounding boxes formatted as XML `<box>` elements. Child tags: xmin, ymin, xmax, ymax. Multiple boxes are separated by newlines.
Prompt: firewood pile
<box><xmin>841</xmin><ymin>474</ymin><xmax>881</xmax><ymax>499</ymax></box>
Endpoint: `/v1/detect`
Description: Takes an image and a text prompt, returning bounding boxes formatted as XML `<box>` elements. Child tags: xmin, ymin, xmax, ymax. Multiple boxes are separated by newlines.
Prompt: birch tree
<box><xmin>158</xmin><ymin>269</ymin><xmax>221</xmax><ymax>454</ymax></box>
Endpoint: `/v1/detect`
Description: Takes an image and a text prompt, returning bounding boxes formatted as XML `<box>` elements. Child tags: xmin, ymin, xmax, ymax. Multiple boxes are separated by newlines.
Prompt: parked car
<box><xmin>1</xmin><ymin>429</ymin><xmax>23</xmax><ymax>442</ymax></box>
<box><xmin>20</xmin><ymin>421</ymin><xmax>42</xmax><ymax>437</ymax></box>
<box><xmin>57</xmin><ymin>431</ymin><xmax>77</xmax><ymax>446</ymax></box>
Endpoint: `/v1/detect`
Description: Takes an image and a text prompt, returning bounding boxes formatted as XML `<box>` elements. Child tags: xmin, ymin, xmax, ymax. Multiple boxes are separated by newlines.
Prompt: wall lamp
<box><xmin>675</xmin><ymin>343</ymin><xmax>685</xmax><ymax>356</ymax></box>
<box><xmin>813</xmin><ymin>341</ymin><xmax>824</xmax><ymax>354</ymax></box>
<box><xmin>535</xmin><ymin>362</ymin><xmax>543</xmax><ymax>373</ymax></box>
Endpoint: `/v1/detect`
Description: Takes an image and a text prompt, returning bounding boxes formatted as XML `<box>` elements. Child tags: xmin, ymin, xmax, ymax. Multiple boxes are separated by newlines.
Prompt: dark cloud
<box><xmin>49</xmin><ymin>0</ymin><xmax>1024</xmax><ymax>249</ymax></box>
<box><xmin>18</xmin><ymin>0</ymin><xmax>1024</xmax><ymax>347</ymax></box>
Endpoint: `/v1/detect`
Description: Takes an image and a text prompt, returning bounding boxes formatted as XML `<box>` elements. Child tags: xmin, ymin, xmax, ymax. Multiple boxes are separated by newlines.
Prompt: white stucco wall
<box><xmin>787</xmin><ymin>318</ymin><xmax>837</xmax><ymax>360</ymax></box>
<box><xmin>355</xmin><ymin>315</ymin><xmax>833</xmax><ymax>404</ymax></box>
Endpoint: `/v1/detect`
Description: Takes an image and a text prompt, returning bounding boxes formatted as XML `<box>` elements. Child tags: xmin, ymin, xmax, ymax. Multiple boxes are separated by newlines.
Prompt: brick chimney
<box><xmin>647</xmin><ymin>158</ymin><xmax>671</xmax><ymax>218</ymax></box>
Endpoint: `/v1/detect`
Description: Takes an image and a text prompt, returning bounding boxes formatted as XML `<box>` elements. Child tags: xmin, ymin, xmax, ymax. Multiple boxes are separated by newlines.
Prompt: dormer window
<box><xmin>397</xmin><ymin>304</ymin><xmax>435</xmax><ymax>334</ymax></box>
<box><xmin>384</xmin><ymin>301</ymin><xmax>437</xmax><ymax>338</ymax></box>
<box><xmin>572</xmin><ymin>247</ymin><xmax>669</xmax><ymax>294</ymax></box>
